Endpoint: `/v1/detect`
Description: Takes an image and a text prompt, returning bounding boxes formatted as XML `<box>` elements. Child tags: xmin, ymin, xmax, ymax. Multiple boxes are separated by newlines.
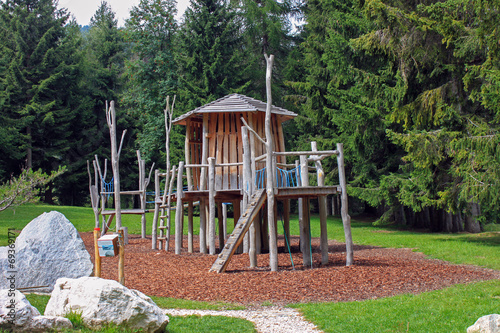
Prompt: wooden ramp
<box><xmin>209</xmin><ymin>189</ymin><xmax>267</xmax><ymax>273</ymax></box>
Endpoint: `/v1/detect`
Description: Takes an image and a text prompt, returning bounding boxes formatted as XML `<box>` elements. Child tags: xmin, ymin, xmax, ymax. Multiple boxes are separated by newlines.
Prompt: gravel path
<box><xmin>164</xmin><ymin>306</ymin><xmax>322</xmax><ymax>333</ymax></box>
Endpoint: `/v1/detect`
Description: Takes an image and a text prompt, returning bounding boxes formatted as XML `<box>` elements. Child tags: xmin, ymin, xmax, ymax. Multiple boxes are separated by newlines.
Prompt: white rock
<box><xmin>0</xmin><ymin>289</ymin><xmax>72</xmax><ymax>332</ymax></box>
<box><xmin>468</xmin><ymin>314</ymin><xmax>500</xmax><ymax>333</ymax></box>
<box><xmin>0</xmin><ymin>289</ymin><xmax>40</xmax><ymax>328</ymax></box>
<box><xmin>30</xmin><ymin>315</ymin><xmax>73</xmax><ymax>332</ymax></box>
<box><xmin>45</xmin><ymin>277</ymin><xmax>169</xmax><ymax>333</ymax></box>
<box><xmin>0</xmin><ymin>211</ymin><xmax>93</xmax><ymax>292</ymax></box>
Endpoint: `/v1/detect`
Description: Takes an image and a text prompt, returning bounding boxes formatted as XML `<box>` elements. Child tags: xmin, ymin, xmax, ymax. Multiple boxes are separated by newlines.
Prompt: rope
<box><xmin>256</xmin><ymin>166</ymin><xmax>301</xmax><ymax>189</ymax></box>
<box><xmin>102</xmin><ymin>177</ymin><xmax>114</xmax><ymax>200</ymax></box>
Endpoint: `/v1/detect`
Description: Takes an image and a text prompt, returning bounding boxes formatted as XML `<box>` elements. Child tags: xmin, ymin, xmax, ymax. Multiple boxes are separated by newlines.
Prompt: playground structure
<box><xmin>89</xmin><ymin>55</ymin><xmax>353</xmax><ymax>273</ymax></box>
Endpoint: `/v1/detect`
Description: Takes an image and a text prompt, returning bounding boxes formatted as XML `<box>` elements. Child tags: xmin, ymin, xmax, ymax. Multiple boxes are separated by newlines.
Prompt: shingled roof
<box><xmin>172</xmin><ymin>93</ymin><xmax>297</xmax><ymax>125</ymax></box>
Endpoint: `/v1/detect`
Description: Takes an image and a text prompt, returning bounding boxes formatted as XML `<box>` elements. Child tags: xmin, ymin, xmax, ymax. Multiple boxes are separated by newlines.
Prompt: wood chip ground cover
<box><xmin>81</xmin><ymin>233</ymin><xmax>499</xmax><ymax>305</ymax></box>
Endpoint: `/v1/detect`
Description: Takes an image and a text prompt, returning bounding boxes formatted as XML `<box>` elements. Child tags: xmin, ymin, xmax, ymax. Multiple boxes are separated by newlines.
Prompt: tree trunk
<box><xmin>464</xmin><ymin>202</ymin><xmax>482</xmax><ymax>233</ymax></box>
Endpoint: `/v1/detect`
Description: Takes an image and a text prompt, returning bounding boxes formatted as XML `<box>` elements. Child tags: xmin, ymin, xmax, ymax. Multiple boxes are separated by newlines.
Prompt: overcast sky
<box><xmin>58</xmin><ymin>0</ymin><xmax>190</xmax><ymax>27</ymax></box>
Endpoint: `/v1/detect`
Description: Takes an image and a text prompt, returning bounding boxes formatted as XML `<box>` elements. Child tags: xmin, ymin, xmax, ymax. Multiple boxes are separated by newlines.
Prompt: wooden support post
<box><xmin>218</xmin><ymin>202</ymin><xmax>225</xmax><ymax>251</ymax></box>
<box><xmin>300</xmin><ymin>155</ymin><xmax>312</xmax><ymax>268</ymax></box>
<box><xmin>121</xmin><ymin>226</ymin><xmax>129</xmax><ymax>245</ymax></box>
<box><xmin>94</xmin><ymin>228</ymin><xmax>101</xmax><ymax>277</ymax></box>
<box><xmin>243</xmin><ymin>126</ymin><xmax>256</xmax><ymax>267</ymax></box>
<box><xmin>137</xmin><ymin>151</ymin><xmax>147</xmax><ymax>239</ymax></box>
<box><xmin>296</xmin><ymin>160</ymin><xmax>303</xmax><ymax>251</ymax></box>
<box><xmin>118</xmin><ymin>228</ymin><xmax>125</xmax><ymax>285</ymax></box>
<box><xmin>337</xmin><ymin>143</ymin><xmax>354</xmax><ymax>266</ymax></box>
<box><xmin>312</xmin><ymin>142</ymin><xmax>329</xmax><ymax>265</ymax></box>
<box><xmin>106</xmin><ymin>101</ymin><xmax>125</xmax><ymax>232</ymax></box>
<box><xmin>152</xmin><ymin>170</ymin><xmax>160</xmax><ymax>249</ymax></box>
<box><xmin>188</xmin><ymin>202</ymin><xmax>194</xmax><ymax>253</ymax></box>
<box><xmin>199</xmin><ymin>198</ymin><xmax>207</xmax><ymax>254</ymax></box>
<box><xmin>166</xmin><ymin>166</ymin><xmax>176</xmax><ymax>251</ymax></box>
<box><xmin>264</xmin><ymin>53</ymin><xmax>277</xmax><ymax>272</ymax></box>
<box><xmin>208</xmin><ymin>157</ymin><xmax>216</xmax><ymax>254</ymax></box>
<box><xmin>175</xmin><ymin>162</ymin><xmax>185</xmax><ymax>255</ymax></box>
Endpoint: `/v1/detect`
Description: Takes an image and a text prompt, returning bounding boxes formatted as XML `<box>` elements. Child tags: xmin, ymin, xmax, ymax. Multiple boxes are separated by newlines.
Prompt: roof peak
<box><xmin>172</xmin><ymin>93</ymin><xmax>297</xmax><ymax>125</ymax></box>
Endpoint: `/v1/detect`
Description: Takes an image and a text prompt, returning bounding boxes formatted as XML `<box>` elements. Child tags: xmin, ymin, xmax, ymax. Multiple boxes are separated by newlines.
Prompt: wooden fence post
<box><xmin>94</xmin><ymin>228</ymin><xmax>101</xmax><ymax>277</ymax></box>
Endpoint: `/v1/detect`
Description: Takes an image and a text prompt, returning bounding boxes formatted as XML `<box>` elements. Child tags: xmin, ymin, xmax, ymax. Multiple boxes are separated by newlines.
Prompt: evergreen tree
<box><xmin>176</xmin><ymin>0</ymin><xmax>249</xmax><ymax>110</ymax></box>
<box><xmin>350</xmin><ymin>0</ymin><xmax>500</xmax><ymax>230</ymax></box>
<box><xmin>231</xmin><ymin>0</ymin><xmax>299</xmax><ymax>100</ymax></box>
<box><xmin>289</xmin><ymin>0</ymin><xmax>398</xmax><ymax>200</ymax></box>
<box><xmin>0</xmin><ymin>0</ymin><xmax>84</xmax><ymax>203</ymax></box>
<box><xmin>122</xmin><ymin>0</ymin><xmax>179</xmax><ymax>163</ymax></box>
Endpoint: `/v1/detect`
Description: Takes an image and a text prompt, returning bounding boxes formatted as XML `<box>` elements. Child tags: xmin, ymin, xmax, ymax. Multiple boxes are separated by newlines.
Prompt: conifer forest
<box><xmin>1</xmin><ymin>0</ymin><xmax>499</xmax><ymax>232</ymax></box>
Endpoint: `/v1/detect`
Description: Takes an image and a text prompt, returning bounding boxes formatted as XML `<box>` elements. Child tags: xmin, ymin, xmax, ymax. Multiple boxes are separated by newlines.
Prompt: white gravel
<box><xmin>164</xmin><ymin>306</ymin><xmax>323</xmax><ymax>333</ymax></box>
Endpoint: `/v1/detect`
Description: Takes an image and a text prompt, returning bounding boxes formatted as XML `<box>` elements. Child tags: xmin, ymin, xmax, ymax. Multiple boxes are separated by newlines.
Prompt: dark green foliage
<box><xmin>0</xmin><ymin>0</ymin><xmax>88</xmax><ymax>204</ymax></box>
<box><xmin>176</xmin><ymin>0</ymin><xmax>250</xmax><ymax>110</ymax></box>
<box><xmin>121</xmin><ymin>0</ymin><xmax>180</xmax><ymax>164</ymax></box>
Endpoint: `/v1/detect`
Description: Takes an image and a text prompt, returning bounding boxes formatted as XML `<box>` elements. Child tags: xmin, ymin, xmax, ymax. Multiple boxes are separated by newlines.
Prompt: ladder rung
<box><xmin>157</xmin><ymin>237</ymin><xmax>166</xmax><ymax>240</ymax></box>
<box><xmin>160</xmin><ymin>216</ymin><xmax>167</xmax><ymax>219</ymax></box>
<box><xmin>158</xmin><ymin>226</ymin><xmax>167</xmax><ymax>229</ymax></box>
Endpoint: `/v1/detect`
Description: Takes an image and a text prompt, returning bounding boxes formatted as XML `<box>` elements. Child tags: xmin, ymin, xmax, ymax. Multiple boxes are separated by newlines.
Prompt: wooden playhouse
<box><xmin>151</xmin><ymin>93</ymin><xmax>354</xmax><ymax>272</ymax></box>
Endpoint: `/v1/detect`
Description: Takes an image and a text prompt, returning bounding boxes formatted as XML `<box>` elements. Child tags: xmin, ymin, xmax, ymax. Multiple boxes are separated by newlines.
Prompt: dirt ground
<box><xmin>81</xmin><ymin>232</ymin><xmax>500</xmax><ymax>305</ymax></box>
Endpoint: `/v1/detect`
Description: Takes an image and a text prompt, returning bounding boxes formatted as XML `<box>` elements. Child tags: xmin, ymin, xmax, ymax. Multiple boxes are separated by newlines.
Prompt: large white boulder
<box><xmin>468</xmin><ymin>314</ymin><xmax>500</xmax><ymax>333</ymax></box>
<box><xmin>45</xmin><ymin>277</ymin><xmax>169</xmax><ymax>332</ymax></box>
<box><xmin>0</xmin><ymin>211</ymin><xmax>93</xmax><ymax>292</ymax></box>
<box><xmin>0</xmin><ymin>289</ymin><xmax>72</xmax><ymax>332</ymax></box>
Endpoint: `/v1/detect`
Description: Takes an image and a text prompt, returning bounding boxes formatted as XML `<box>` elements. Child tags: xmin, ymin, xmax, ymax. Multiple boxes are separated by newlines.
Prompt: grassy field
<box><xmin>2</xmin><ymin>204</ymin><xmax>499</xmax><ymax>332</ymax></box>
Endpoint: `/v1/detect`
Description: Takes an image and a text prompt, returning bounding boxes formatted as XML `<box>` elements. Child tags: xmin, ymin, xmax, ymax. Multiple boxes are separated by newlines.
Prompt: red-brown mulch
<box><xmin>81</xmin><ymin>232</ymin><xmax>500</xmax><ymax>305</ymax></box>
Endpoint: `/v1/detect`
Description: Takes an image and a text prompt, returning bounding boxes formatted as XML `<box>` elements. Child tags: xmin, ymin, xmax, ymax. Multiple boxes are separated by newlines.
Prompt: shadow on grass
<box><xmin>435</xmin><ymin>232</ymin><xmax>500</xmax><ymax>248</ymax></box>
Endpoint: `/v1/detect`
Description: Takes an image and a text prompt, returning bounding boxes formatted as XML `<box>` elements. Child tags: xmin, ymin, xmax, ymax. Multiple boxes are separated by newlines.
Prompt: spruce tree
<box><xmin>122</xmin><ymin>0</ymin><xmax>179</xmax><ymax>163</ymax></box>
<box><xmin>0</xmin><ymin>0</ymin><xmax>84</xmax><ymax>203</ymax></box>
<box><xmin>176</xmin><ymin>0</ymin><xmax>249</xmax><ymax>110</ymax></box>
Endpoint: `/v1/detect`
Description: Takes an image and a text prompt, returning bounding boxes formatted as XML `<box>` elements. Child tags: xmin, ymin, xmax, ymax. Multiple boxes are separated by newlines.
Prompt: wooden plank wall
<box><xmin>191</xmin><ymin>112</ymin><xmax>286</xmax><ymax>191</ymax></box>
<box><xmin>188</xmin><ymin>119</ymin><xmax>203</xmax><ymax>190</ymax></box>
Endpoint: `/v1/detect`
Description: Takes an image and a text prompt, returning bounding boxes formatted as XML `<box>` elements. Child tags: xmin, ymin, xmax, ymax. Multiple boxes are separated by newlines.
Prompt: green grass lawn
<box><xmin>292</xmin><ymin>280</ymin><xmax>500</xmax><ymax>333</ymax></box>
<box><xmin>3</xmin><ymin>204</ymin><xmax>500</xmax><ymax>332</ymax></box>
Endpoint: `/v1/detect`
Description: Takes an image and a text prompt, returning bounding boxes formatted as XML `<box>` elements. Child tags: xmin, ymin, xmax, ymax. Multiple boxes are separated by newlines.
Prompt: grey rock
<box><xmin>0</xmin><ymin>211</ymin><xmax>93</xmax><ymax>292</ymax></box>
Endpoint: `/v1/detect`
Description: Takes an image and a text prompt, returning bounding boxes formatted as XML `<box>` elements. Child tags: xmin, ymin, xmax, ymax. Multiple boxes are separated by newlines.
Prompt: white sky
<box><xmin>58</xmin><ymin>0</ymin><xmax>190</xmax><ymax>27</ymax></box>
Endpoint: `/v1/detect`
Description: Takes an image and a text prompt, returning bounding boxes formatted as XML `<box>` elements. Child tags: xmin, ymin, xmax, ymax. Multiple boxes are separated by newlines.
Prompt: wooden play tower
<box><xmin>151</xmin><ymin>56</ymin><xmax>354</xmax><ymax>272</ymax></box>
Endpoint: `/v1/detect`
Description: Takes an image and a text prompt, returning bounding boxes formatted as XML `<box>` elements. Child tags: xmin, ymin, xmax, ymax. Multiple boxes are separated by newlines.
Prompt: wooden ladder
<box><xmin>209</xmin><ymin>189</ymin><xmax>267</xmax><ymax>273</ymax></box>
